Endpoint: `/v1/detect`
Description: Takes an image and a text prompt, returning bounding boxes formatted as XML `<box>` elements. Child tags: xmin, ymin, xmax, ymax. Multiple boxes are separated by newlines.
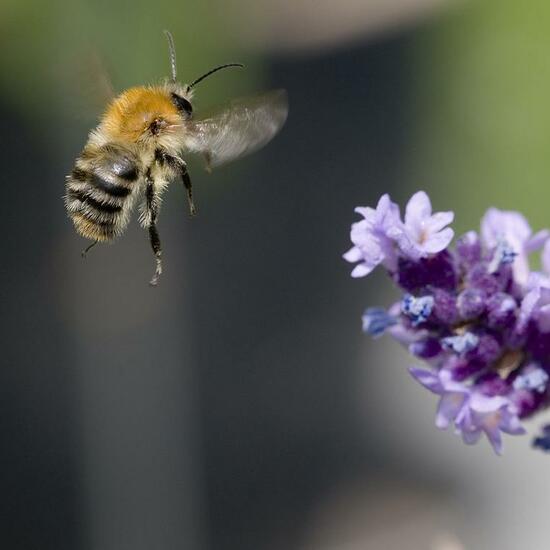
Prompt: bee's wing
<box><xmin>62</xmin><ymin>50</ymin><xmax>115</xmax><ymax>123</ymax></box>
<box><xmin>185</xmin><ymin>89</ymin><xmax>288</xmax><ymax>169</ymax></box>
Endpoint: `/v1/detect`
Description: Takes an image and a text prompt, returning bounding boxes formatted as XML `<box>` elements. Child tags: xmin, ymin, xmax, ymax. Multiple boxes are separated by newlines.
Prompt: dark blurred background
<box><xmin>3</xmin><ymin>1</ymin><xmax>550</xmax><ymax>549</ymax></box>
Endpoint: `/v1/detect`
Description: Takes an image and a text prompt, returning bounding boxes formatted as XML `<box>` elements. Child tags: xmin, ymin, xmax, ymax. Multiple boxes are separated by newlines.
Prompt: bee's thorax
<box><xmin>99</xmin><ymin>85</ymin><xmax>191</xmax><ymax>152</ymax></box>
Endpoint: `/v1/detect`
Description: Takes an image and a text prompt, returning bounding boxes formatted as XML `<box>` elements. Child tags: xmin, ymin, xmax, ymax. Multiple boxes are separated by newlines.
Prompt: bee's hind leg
<box><xmin>81</xmin><ymin>240</ymin><xmax>98</xmax><ymax>258</ymax></box>
<box><xmin>145</xmin><ymin>171</ymin><xmax>163</xmax><ymax>287</ymax></box>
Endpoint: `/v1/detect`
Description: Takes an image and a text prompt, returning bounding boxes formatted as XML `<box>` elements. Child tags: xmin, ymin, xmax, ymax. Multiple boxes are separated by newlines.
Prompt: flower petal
<box><xmin>543</xmin><ymin>241</ymin><xmax>550</xmax><ymax>275</ymax></box>
<box><xmin>468</xmin><ymin>393</ymin><xmax>508</xmax><ymax>414</ymax></box>
<box><xmin>525</xmin><ymin>229</ymin><xmax>550</xmax><ymax>253</ymax></box>
<box><xmin>354</xmin><ymin>206</ymin><xmax>376</xmax><ymax>217</ymax></box>
<box><xmin>436</xmin><ymin>393</ymin><xmax>466</xmax><ymax>429</ymax></box>
<box><xmin>422</xmin><ymin>227</ymin><xmax>455</xmax><ymax>254</ymax></box>
<box><xmin>349</xmin><ymin>220</ymin><xmax>372</xmax><ymax>243</ymax></box>
<box><xmin>500</xmin><ymin>415</ymin><xmax>526</xmax><ymax>436</ymax></box>
<box><xmin>395</xmin><ymin>232</ymin><xmax>423</xmax><ymax>260</ymax></box>
<box><xmin>425</xmin><ymin>211</ymin><xmax>454</xmax><ymax>234</ymax></box>
<box><xmin>537</xmin><ymin>303</ymin><xmax>550</xmax><ymax>332</ymax></box>
<box><xmin>409</xmin><ymin>367</ymin><xmax>442</xmax><ymax>393</ymax></box>
<box><xmin>351</xmin><ymin>263</ymin><xmax>374</xmax><ymax>278</ymax></box>
<box><xmin>405</xmin><ymin>191</ymin><xmax>432</xmax><ymax>227</ymax></box>
<box><xmin>481</xmin><ymin>208</ymin><xmax>532</xmax><ymax>249</ymax></box>
<box><xmin>484</xmin><ymin>425</ymin><xmax>503</xmax><ymax>455</ymax></box>
<box><xmin>343</xmin><ymin>246</ymin><xmax>362</xmax><ymax>263</ymax></box>
<box><xmin>361</xmin><ymin>307</ymin><xmax>396</xmax><ymax>337</ymax></box>
<box><xmin>461</xmin><ymin>427</ymin><xmax>482</xmax><ymax>445</ymax></box>
<box><xmin>375</xmin><ymin>194</ymin><xmax>392</xmax><ymax>217</ymax></box>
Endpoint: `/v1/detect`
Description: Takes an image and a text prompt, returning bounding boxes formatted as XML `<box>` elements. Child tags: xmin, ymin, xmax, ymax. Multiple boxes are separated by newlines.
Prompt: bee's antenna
<box><xmin>164</xmin><ymin>30</ymin><xmax>177</xmax><ymax>82</ymax></box>
<box><xmin>188</xmin><ymin>63</ymin><xmax>244</xmax><ymax>90</ymax></box>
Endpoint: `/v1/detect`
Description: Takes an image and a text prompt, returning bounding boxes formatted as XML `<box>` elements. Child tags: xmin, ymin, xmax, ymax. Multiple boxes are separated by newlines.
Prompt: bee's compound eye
<box><xmin>171</xmin><ymin>93</ymin><xmax>193</xmax><ymax>116</ymax></box>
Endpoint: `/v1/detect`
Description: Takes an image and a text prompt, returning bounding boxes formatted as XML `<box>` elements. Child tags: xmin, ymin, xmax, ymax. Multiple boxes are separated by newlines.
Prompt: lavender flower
<box><xmin>409</xmin><ymin>367</ymin><xmax>469</xmax><ymax>429</ymax></box>
<box><xmin>345</xmin><ymin>191</ymin><xmax>550</xmax><ymax>454</ymax></box>
<box><xmin>441</xmin><ymin>333</ymin><xmax>479</xmax><ymax>354</ymax></box>
<box><xmin>397</xmin><ymin>191</ymin><xmax>454</xmax><ymax>260</ymax></box>
<box><xmin>454</xmin><ymin>393</ymin><xmax>525</xmax><ymax>455</ymax></box>
<box><xmin>362</xmin><ymin>308</ymin><xmax>396</xmax><ymax>337</ymax></box>
<box><xmin>401</xmin><ymin>294</ymin><xmax>434</xmax><ymax>326</ymax></box>
<box><xmin>343</xmin><ymin>194</ymin><xmax>403</xmax><ymax>277</ymax></box>
<box><xmin>512</xmin><ymin>363</ymin><xmax>549</xmax><ymax>393</ymax></box>
<box><xmin>521</xmin><ymin>279</ymin><xmax>550</xmax><ymax>333</ymax></box>
<box><xmin>481</xmin><ymin>208</ymin><xmax>549</xmax><ymax>286</ymax></box>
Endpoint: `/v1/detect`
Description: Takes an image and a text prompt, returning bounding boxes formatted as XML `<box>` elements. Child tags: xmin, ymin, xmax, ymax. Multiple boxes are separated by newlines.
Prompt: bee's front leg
<box><xmin>155</xmin><ymin>149</ymin><xmax>196</xmax><ymax>217</ymax></box>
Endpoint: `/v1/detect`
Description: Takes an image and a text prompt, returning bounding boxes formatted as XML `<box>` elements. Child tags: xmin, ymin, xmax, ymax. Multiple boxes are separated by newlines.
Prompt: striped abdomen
<box><xmin>65</xmin><ymin>144</ymin><xmax>140</xmax><ymax>241</ymax></box>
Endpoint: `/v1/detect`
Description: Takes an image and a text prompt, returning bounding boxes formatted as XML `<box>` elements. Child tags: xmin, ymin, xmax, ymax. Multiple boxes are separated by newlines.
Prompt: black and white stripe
<box><xmin>65</xmin><ymin>144</ymin><xmax>140</xmax><ymax>241</ymax></box>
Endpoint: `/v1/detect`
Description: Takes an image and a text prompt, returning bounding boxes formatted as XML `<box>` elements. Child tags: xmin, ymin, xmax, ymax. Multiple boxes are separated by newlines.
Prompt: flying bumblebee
<box><xmin>65</xmin><ymin>31</ymin><xmax>288</xmax><ymax>286</ymax></box>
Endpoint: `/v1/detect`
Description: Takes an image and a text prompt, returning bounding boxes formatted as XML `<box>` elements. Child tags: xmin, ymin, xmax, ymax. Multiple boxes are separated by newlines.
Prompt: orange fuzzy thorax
<box><xmin>100</xmin><ymin>86</ymin><xmax>181</xmax><ymax>142</ymax></box>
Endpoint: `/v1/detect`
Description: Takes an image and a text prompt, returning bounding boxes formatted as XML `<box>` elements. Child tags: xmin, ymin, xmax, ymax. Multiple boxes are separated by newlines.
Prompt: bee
<box><xmin>65</xmin><ymin>31</ymin><xmax>288</xmax><ymax>286</ymax></box>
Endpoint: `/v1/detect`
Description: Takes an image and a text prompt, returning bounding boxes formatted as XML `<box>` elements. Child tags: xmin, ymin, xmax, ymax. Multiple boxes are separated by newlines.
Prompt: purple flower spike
<box><xmin>343</xmin><ymin>194</ymin><xmax>403</xmax><ymax>277</ymax></box>
<box><xmin>398</xmin><ymin>191</ymin><xmax>454</xmax><ymax>260</ymax></box>
<box><xmin>346</xmin><ymin>191</ymin><xmax>550</xmax><ymax>455</ymax></box>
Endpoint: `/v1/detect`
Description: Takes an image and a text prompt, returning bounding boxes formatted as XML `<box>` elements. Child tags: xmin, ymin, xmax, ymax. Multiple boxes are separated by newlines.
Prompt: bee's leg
<box><xmin>154</xmin><ymin>149</ymin><xmax>196</xmax><ymax>217</ymax></box>
<box><xmin>145</xmin><ymin>171</ymin><xmax>162</xmax><ymax>287</ymax></box>
<box><xmin>180</xmin><ymin>163</ymin><xmax>196</xmax><ymax>217</ymax></box>
<box><xmin>81</xmin><ymin>240</ymin><xmax>98</xmax><ymax>258</ymax></box>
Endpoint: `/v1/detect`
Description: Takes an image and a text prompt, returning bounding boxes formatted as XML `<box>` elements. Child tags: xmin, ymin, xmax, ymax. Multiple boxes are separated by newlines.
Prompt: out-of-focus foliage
<box><xmin>410</xmin><ymin>0</ymin><xmax>550</xmax><ymax>234</ymax></box>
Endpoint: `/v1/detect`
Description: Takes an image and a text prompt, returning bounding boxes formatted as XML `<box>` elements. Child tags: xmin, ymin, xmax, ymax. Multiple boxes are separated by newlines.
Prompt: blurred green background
<box><xmin>3</xmin><ymin>1</ymin><xmax>550</xmax><ymax>550</ymax></box>
<box><xmin>411</xmin><ymin>0</ymin><xmax>550</xmax><ymax>234</ymax></box>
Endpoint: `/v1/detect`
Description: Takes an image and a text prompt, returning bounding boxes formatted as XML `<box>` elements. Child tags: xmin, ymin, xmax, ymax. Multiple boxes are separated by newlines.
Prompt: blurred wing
<box><xmin>62</xmin><ymin>50</ymin><xmax>115</xmax><ymax>123</ymax></box>
<box><xmin>186</xmin><ymin>89</ymin><xmax>288</xmax><ymax>169</ymax></box>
